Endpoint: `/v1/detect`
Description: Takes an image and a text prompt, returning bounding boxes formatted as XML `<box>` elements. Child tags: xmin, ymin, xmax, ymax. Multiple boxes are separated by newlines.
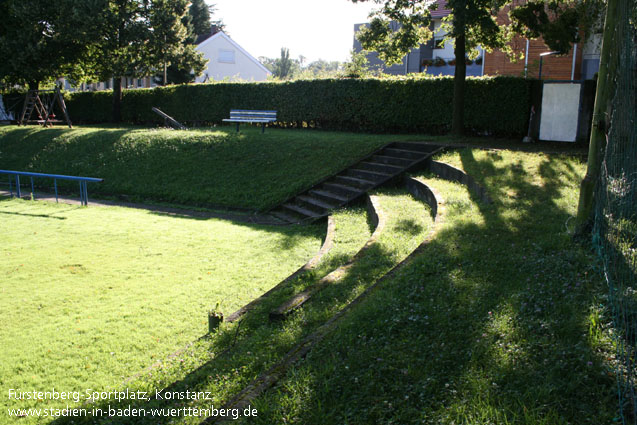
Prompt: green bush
<box><xmin>62</xmin><ymin>76</ymin><xmax>531</xmax><ymax>136</ymax></box>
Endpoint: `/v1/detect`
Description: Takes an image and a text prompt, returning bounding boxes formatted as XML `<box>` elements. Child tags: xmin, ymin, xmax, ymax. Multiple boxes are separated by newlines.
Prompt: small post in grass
<box><xmin>208</xmin><ymin>303</ymin><xmax>223</xmax><ymax>333</ymax></box>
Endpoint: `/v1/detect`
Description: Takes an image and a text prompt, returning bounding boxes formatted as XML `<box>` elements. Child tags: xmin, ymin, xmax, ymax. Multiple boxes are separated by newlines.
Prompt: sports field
<box><xmin>0</xmin><ymin>197</ymin><xmax>323</xmax><ymax>420</ymax></box>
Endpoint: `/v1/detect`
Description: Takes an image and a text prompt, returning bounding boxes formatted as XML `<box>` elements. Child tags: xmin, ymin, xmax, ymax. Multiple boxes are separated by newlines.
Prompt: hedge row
<box><xmin>11</xmin><ymin>77</ymin><xmax>533</xmax><ymax>136</ymax></box>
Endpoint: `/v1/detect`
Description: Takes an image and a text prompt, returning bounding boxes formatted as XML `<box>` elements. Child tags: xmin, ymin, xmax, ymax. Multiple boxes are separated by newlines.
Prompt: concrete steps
<box><xmin>268</xmin><ymin>142</ymin><xmax>442</xmax><ymax>224</ymax></box>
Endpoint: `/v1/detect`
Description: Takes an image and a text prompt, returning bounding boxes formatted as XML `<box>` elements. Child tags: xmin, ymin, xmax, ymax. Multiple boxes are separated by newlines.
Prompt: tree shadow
<box><xmin>239</xmin><ymin>149</ymin><xmax>618</xmax><ymax>424</ymax></box>
<box><xmin>47</xmin><ymin>203</ymin><xmax>420</xmax><ymax>425</ymax></box>
<box><xmin>42</xmin><ymin>148</ymin><xmax>617</xmax><ymax>425</ymax></box>
<box><xmin>393</xmin><ymin>218</ymin><xmax>425</xmax><ymax>236</ymax></box>
<box><xmin>0</xmin><ymin>210</ymin><xmax>67</xmax><ymax>220</ymax></box>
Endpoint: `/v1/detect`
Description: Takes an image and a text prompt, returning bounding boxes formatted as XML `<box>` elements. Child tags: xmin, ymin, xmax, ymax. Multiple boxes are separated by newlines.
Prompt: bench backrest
<box><xmin>229</xmin><ymin>109</ymin><xmax>277</xmax><ymax>121</ymax></box>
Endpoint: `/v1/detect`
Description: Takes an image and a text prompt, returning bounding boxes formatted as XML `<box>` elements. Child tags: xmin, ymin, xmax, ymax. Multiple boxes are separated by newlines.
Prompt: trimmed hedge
<box><xmin>23</xmin><ymin>76</ymin><xmax>531</xmax><ymax>136</ymax></box>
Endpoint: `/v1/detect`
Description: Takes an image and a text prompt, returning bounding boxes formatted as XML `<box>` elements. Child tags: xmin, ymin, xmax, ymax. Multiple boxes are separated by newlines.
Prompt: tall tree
<box><xmin>574</xmin><ymin>0</ymin><xmax>619</xmax><ymax>232</ymax></box>
<box><xmin>93</xmin><ymin>0</ymin><xmax>150</xmax><ymax>122</ymax></box>
<box><xmin>164</xmin><ymin>0</ymin><xmax>222</xmax><ymax>84</ymax></box>
<box><xmin>189</xmin><ymin>0</ymin><xmax>213</xmax><ymax>39</ymax></box>
<box><xmin>273</xmin><ymin>47</ymin><xmax>295</xmax><ymax>79</ymax></box>
<box><xmin>352</xmin><ymin>0</ymin><xmax>511</xmax><ymax>135</ymax></box>
<box><xmin>92</xmin><ymin>0</ymin><xmax>206</xmax><ymax>121</ymax></box>
<box><xmin>147</xmin><ymin>0</ymin><xmax>208</xmax><ymax>85</ymax></box>
<box><xmin>0</xmin><ymin>0</ymin><xmax>98</xmax><ymax>90</ymax></box>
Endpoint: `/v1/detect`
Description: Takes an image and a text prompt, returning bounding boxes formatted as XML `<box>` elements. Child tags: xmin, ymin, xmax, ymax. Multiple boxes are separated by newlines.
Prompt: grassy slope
<box><xmin>0</xmin><ymin>125</ymin><xmax>439</xmax><ymax>211</ymax></box>
<box><xmin>47</xmin><ymin>189</ymin><xmax>432</xmax><ymax>425</ymax></box>
<box><xmin>0</xmin><ymin>197</ymin><xmax>323</xmax><ymax>423</ymax></box>
<box><xmin>246</xmin><ymin>149</ymin><xmax>618</xmax><ymax>424</ymax></box>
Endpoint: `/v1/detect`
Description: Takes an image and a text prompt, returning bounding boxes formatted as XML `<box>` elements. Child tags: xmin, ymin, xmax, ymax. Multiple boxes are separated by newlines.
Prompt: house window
<box><xmin>137</xmin><ymin>78</ymin><xmax>143</xmax><ymax>87</ymax></box>
<box><xmin>433</xmin><ymin>37</ymin><xmax>445</xmax><ymax>49</ymax></box>
<box><xmin>218</xmin><ymin>49</ymin><xmax>235</xmax><ymax>63</ymax></box>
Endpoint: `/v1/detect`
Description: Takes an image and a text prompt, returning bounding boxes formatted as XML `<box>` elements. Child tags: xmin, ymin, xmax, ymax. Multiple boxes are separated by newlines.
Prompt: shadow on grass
<box><xmin>393</xmin><ymin>218</ymin><xmax>425</xmax><ymax>236</ymax></box>
<box><xmin>48</xmin><ymin>211</ymin><xmax>412</xmax><ymax>425</ymax></box>
<box><xmin>239</xmin><ymin>149</ymin><xmax>618</xmax><ymax>424</ymax></box>
<box><xmin>0</xmin><ymin>210</ymin><xmax>67</xmax><ymax>220</ymax></box>
<box><xmin>0</xmin><ymin>197</ymin><xmax>81</xmax><ymax>219</ymax></box>
<box><xmin>47</xmin><ymin>149</ymin><xmax>616</xmax><ymax>425</ymax></box>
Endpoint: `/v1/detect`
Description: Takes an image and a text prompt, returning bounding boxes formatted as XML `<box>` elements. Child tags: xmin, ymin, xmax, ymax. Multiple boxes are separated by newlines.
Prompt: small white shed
<box><xmin>195</xmin><ymin>32</ymin><xmax>271</xmax><ymax>83</ymax></box>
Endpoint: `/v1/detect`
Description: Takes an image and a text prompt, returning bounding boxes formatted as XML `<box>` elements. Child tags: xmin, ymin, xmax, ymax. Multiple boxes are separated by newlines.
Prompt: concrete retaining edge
<box><xmin>225</xmin><ymin>215</ymin><xmax>336</xmax><ymax>323</ymax></box>
<box><xmin>428</xmin><ymin>160</ymin><xmax>493</xmax><ymax>204</ymax></box>
<box><xmin>268</xmin><ymin>194</ymin><xmax>386</xmax><ymax>320</ymax></box>
<box><xmin>202</xmin><ymin>179</ymin><xmax>445</xmax><ymax>424</ymax></box>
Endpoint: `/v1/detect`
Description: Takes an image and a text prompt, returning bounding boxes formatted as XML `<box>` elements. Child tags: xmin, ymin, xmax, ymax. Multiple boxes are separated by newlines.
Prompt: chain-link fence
<box><xmin>592</xmin><ymin>0</ymin><xmax>637</xmax><ymax>423</ymax></box>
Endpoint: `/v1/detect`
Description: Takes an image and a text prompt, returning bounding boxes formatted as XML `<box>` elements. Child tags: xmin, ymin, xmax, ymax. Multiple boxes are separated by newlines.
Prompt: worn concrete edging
<box><xmin>268</xmin><ymin>194</ymin><xmax>386</xmax><ymax>320</ymax></box>
<box><xmin>225</xmin><ymin>215</ymin><xmax>336</xmax><ymax>323</ymax></box>
<box><xmin>428</xmin><ymin>160</ymin><xmax>493</xmax><ymax>204</ymax></box>
<box><xmin>201</xmin><ymin>179</ymin><xmax>444</xmax><ymax>424</ymax></box>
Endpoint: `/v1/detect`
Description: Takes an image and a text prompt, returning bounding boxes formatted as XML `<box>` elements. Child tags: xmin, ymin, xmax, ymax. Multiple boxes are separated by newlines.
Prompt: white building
<box><xmin>195</xmin><ymin>31</ymin><xmax>271</xmax><ymax>83</ymax></box>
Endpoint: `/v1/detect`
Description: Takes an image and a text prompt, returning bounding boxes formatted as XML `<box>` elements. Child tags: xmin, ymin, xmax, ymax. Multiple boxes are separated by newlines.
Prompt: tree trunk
<box><xmin>575</xmin><ymin>0</ymin><xmax>619</xmax><ymax>234</ymax></box>
<box><xmin>112</xmin><ymin>76</ymin><xmax>122</xmax><ymax>123</ymax></box>
<box><xmin>451</xmin><ymin>3</ymin><xmax>467</xmax><ymax>136</ymax></box>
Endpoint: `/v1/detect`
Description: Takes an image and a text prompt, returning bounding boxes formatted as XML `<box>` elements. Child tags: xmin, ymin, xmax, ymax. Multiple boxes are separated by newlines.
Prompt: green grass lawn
<box><xmin>246</xmin><ymin>149</ymin><xmax>618</xmax><ymax>424</ymax></box>
<box><xmin>0</xmin><ymin>125</ymin><xmax>444</xmax><ymax>211</ymax></box>
<box><xmin>40</xmin><ymin>187</ymin><xmax>432</xmax><ymax>425</ymax></box>
<box><xmin>0</xmin><ymin>126</ymin><xmax>619</xmax><ymax>425</ymax></box>
<box><xmin>0</xmin><ymin>197</ymin><xmax>324</xmax><ymax>423</ymax></box>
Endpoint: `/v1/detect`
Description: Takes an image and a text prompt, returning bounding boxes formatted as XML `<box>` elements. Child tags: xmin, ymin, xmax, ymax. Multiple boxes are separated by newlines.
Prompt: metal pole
<box><xmin>524</xmin><ymin>39</ymin><xmax>530</xmax><ymax>78</ymax></box>
<box><xmin>84</xmin><ymin>181</ymin><xmax>89</xmax><ymax>206</ymax></box>
<box><xmin>30</xmin><ymin>177</ymin><xmax>34</xmax><ymax>200</ymax></box>
<box><xmin>54</xmin><ymin>179</ymin><xmax>58</xmax><ymax>203</ymax></box>
<box><xmin>9</xmin><ymin>177</ymin><xmax>12</xmax><ymax>197</ymax></box>
<box><xmin>16</xmin><ymin>175</ymin><xmax>21</xmax><ymax>199</ymax></box>
<box><xmin>571</xmin><ymin>43</ymin><xmax>578</xmax><ymax>81</ymax></box>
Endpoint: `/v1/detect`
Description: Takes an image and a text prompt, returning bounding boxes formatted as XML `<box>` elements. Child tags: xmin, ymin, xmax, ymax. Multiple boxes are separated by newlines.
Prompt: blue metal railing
<box><xmin>1</xmin><ymin>170</ymin><xmax>103</xmax><ymax>206</ymax></box>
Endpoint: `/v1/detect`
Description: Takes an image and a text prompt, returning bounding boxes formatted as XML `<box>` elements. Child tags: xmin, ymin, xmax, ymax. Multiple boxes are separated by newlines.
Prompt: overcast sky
<box><xmin>207</xmin><ymin>0</ymin><xmax>378</xmax><ymax>63</ymax></box>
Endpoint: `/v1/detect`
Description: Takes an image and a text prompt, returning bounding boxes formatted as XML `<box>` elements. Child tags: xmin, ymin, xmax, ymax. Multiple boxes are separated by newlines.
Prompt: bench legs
<box><xmin>232</xmin><ymin>122</ymin><xmax>269</xmax><ymax>133</ymax></box>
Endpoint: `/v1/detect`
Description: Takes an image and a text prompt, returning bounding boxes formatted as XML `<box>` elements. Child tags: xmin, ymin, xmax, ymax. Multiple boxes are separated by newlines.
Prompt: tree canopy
<box><xmin>352</xmin><ymin>0</ymin><xmax>511</xmax><ymax>134</ymax></box>
<box><xmin>90</xmin><ymin>0</ymin><xmax>206</xmax><ymax>121</ymax></box>
<box><xmin>0</xmin><ymin>0</ymin><xmax>209</xmax><ymax>120</ymax></box>
<box><xmin>273</xmin><ymin>48</ymin><xmax>295</xmax><ymax>79</ymax></box>
<box><xmin>351</xmin><ymin>0</ymin><xmax>602</xmax><ymax>134</ymax></box>
<box><xmin>0</xmin><ymin>0</ymin><xmax>99</xmax><ymax>89</ymax></box>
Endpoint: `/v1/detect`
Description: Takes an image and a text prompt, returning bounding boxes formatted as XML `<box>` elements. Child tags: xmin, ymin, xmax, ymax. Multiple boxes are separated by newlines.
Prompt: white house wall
<box><xmin>432</xmin><ymin>20</ymin><xmax>455</xmax><ymax>60</ymax></box>
<box><xmin>196</xmin><ymin>34</ymin><xmax>270</xmax><ymax>82</ymax></box>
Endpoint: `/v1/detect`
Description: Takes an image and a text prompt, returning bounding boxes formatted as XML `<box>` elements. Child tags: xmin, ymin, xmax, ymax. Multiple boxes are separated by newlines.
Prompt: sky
<box><xmin>207</xmin><ymin>0</ymin><xmax>378</xmax><ymax>63</ymax></box>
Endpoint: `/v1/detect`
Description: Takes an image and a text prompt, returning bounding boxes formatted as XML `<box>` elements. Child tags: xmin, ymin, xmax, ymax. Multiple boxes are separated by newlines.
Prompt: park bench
<box><xmin>223</xmin><ymin>109</ymin><xmax>277</xmax><ymax>133</ymax></box>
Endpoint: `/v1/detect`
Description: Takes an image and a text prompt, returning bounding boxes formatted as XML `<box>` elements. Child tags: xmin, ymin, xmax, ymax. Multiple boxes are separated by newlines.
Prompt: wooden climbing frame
<box><xmin>18</xmin><ymin>86</ymin><xmax>72</xmax><ymax>128</ymax></box>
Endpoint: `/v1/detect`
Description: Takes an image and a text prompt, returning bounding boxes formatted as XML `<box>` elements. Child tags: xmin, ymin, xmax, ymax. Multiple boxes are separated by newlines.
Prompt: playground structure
<box><xmin>18</xmin><ymin>86</ymin><xmax>72</xmax><ymax>128</ymax></box>
<box><xmin>152</xmin><ymin>107</ymin><xmax>187</xmax><ymax>130</ymax></box>
<box><xmin>0</xmin><ymin>94</ymin><xmax>14</xmax><ymax>122</ymax></box>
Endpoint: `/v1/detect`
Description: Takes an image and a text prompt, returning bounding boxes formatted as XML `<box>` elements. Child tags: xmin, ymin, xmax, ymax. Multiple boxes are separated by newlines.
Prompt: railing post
<box><xmin>1</xmin><ymin>170</ymin><xmax>101</xmax><ymax>206</ymax></box>
<box><xmin>83</xmin><ymin>181</ymin><xmax>89</xmax><ymax>206</ymax></box>
<box><xmin>79</xmin><ymin>181</ymin><xmax>84</xmax><ymax>206</ymax></box>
